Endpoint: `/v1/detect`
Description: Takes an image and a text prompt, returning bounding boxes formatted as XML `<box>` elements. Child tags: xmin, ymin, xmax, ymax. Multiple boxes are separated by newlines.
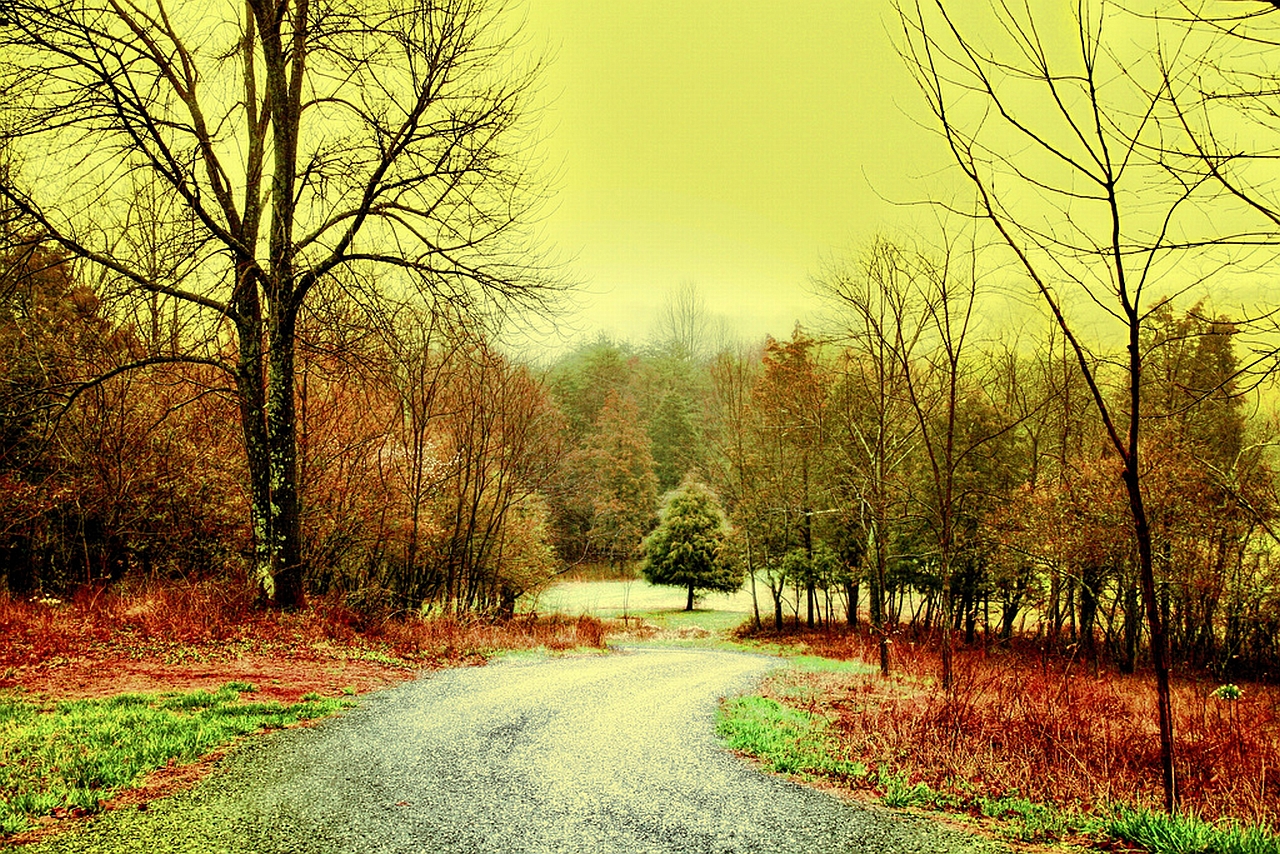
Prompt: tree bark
<box><xmin>266</xmin><ymin>302</ymin><xmax>305</xmax><ymax>609</ymax></box>
<box><xmin>1123</xmin><ymin>466</ymin><xmax>1178</xmax><ymax>812</ymax></box>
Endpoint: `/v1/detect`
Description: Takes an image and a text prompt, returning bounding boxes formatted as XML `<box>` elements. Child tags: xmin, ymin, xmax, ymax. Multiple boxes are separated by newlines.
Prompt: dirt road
<box><xmin>23</xmin><ymin>649</ymin><xmax>1002</xmax><ymax>853</ymax></box>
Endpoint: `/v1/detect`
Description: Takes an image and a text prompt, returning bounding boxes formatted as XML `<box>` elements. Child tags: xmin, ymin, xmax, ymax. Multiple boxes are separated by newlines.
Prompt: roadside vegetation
<box><xmin>0</xmin><ymin>577</ymin><xmax>608</xmax><ymax>846</ymax></box>
<box><xmin>0</xmin><ymin>684</ymin><xmax>348</xmax><ymax>837</ymax></box>
<box><xmin>0</xmin><ymin>578</ymin><xmax>609</xmax><ymax>677</ymax></box>
<box><xmin>717</xmin><ymin>625</ymin><xmax>1280</xmax><ymax>854</ymax></box>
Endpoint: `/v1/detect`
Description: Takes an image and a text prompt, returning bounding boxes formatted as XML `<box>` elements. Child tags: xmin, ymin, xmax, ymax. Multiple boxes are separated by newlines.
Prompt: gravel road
<box><xmin>26</xmin><ymin>648</ymin><xmax>1004</xmax><ymax>854</ymax></box>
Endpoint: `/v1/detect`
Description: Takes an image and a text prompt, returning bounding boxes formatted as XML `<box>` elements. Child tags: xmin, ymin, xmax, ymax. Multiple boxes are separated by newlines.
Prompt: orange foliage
<box><xmin>0</xmin><ymin>578</ymin><xmax>609</xmax><ymax>690</ymax></box>
<box><xmin>746</xmin><ymin>626</ymin><xmax>1280</xmax><ymax>825</ymax></box>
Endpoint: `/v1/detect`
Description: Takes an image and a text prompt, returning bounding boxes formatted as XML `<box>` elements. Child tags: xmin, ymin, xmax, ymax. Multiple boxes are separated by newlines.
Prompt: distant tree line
<box><xmin>700</xmin><ymin>254</ymin><xmax>1278</xmax><ymax>684</ymax></box>
<box><xmin>2</xmin><ymin>229</ymin><xmax>1280</xmax><ymax>678</ymax></box>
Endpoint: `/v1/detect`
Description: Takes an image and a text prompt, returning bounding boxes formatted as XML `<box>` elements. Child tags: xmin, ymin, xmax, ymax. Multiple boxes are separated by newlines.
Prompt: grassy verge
<box><xmin>1102</xmin><ymin>806</ymin><xmax>1280</xmax><ymax>854</ymax></box>
<box><xmin>718</xmin><ymin>653</ymin><xmax>1280</xmax><ymax>854</ymax></box>
<box><xmin>716</xmin><ymin>695</ymin><xmax>866</xmax><ymax>780</ymax></box>
<box><xmin>0</xmin><ymin>683</ymin><xmax>349</xmax><ymax>836</ymax></box>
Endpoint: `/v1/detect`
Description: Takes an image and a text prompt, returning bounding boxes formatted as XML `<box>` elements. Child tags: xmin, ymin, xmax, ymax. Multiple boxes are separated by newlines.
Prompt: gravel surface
<box><xmin>23</xmin><ymin>648</ymin><xmax>1004</xmax><ymax>854</ymax></box>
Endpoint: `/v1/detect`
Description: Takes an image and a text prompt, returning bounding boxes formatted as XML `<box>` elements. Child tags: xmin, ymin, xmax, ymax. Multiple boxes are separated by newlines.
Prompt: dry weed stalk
<box><xmin>753</xmin><ymin>627</ymin><xmax>1280</xmax><ymax>825</ymax></box>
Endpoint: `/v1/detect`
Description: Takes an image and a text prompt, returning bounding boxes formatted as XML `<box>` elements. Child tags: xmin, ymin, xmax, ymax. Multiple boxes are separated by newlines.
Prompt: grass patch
<box><xmin>881</xmin><ymin>778</ymin><xmax>941</xmax><ymax>809</ymax></box>
<box><xmin>716</xmin><ymin>695</ymin><xmax>866</xmax><ymax>780</ymax></box>
<box><xmin>788</xmin><ymin>654</ymin><xmax>879</xmax><ymax>676</ymax></box>
<box><xmin>978</xmin><ymin>794</ymin><xmax>1085</xmax><ymax>843</ymax></box>
<box><xmin>532</xmin><ymin>577</ymin><xmax>756</xmax><ymax>650</ymax></box>
<box><xmin>1103</xmin><ymin>806</ymin><xmax>1280</xmax><ymax>854</ymax></box>
<box><xmin>761</xmin><ymin>655</ymin><xmax>890</xmax><ymax>708</ymax></box>
<box><xmin>624</xmin><ymin>608</ymin><xmax>748</xmax><ymax>637</ymax></box>
<box><xmin>531</xmin><ymin>576</ymin><xmax>754</xmax><ymax>616</ymax></box>
<box><xmin>0</xmin><ymin>684</ymin><xmax>349</xmax><ymax>836</ymax></box>
<box><xmin>598</xmin><ymin>605</ymin><xmax>762</xmax><ymax>651</ymax></box>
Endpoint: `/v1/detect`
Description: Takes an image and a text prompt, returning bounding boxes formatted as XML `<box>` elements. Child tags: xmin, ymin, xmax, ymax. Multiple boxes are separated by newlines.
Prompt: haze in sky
<box><xmin>518</xmin><ymin>1</ymin><xmax>948</xmax><ymax>351</ymax></box>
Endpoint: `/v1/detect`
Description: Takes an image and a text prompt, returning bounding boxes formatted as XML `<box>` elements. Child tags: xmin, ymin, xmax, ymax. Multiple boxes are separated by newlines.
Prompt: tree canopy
<box><xmin>0</xmin><ymin>0</ymin><xmax>560</xmax><ymax>607</ymax></box>
<box><xmin>642</xmin><ymin>479</ymin><xmax>742</xmax><ymax>611</ymax></box>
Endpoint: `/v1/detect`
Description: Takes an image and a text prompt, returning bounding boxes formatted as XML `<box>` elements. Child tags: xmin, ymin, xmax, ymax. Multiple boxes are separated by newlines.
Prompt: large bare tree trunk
<box><xmin>266</xmin><ymin>304</ymin><xmax>305</xmax><ymax>609</ymax></box>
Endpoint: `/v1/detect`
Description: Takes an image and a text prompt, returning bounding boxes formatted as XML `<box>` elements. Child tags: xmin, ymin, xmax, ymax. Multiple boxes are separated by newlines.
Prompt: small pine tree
<box><xmin>642</xmin><ymin>480</ymin><xmax>743</xmax><ymax>610</ymax></box>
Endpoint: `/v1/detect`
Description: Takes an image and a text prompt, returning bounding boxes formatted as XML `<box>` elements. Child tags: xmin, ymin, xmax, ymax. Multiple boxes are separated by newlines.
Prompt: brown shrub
<box><xmin>749</xmin><ymin>626</ymin><xmax>1280</xmax><ymax>825</ymax></box>
<box><xmin>0</xmin><ymin>578</ymin><xmax>611</xmax><ymax>677</ymax></box>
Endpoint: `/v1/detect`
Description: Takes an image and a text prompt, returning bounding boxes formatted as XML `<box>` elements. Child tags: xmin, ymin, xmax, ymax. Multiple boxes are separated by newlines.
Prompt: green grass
<box><xmin>716</xmin><ymin>695</ymin><xmax>866</xmax><ymax>780</ymax></box>
<box><xmin>528</xmin><ymin>577</ymin><xmax>758</xmax><ymax>650</ymax></box>
<box><xmin>787</xmin><ymin>654</ymin><xmax>879</xmax><ymax>675</ymax></box>
<box><xmin>978</xmin><ymin>793</ymin><xmax>1085</xmax><ymax>843</ymax></box>
<box><xmin>1103</xmin><ymin>806</ymin><xmax>1280</xmax><ymax>854</ymax></box>
<box><xmin>625</xmin><ymin>607</ymin><xmax>749</xmax><ymax>635</ymax></box>
<box><xmin>533</xmin><ymin>578</ymin><xmax>754</xmax><ymax>619</ymax></box>
<box><xmin>0</xmin><ymin>684</ymin><xmax>350</xmax><ymax>836</ymax></box>
<box><xmin>878</xmin><ymin>773</ymin><xmax>950</xmax><ymax>810</ymax></box>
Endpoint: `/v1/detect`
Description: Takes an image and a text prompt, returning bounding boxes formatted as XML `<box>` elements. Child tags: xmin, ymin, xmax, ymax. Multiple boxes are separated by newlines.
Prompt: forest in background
<box><xmin>0</xmin><ymin>0</ymin><xmax>1279</xmax><ymax>694</ymax></box>
<box><xmin>3</xmin><ymin>232</ymin><xmax>1277</xmax><ymax>682</ymax></box>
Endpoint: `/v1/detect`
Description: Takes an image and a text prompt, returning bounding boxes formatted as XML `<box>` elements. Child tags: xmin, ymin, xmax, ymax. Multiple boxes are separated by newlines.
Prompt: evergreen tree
<box><xmin>650</xmin><ymin>391</ymin><xmax>700</xmax><ymax>494</ymax></box>
<box><xmin>548</xmin><ymin>339</ymin><xmax>636</xmax><ymax>441</ymax></box>
<box><xmin>585</xmin><ymin>390</ymin><xmax>658</xmax><ymax>570</ymax></box>
<box><xmin>643</xmin><ymin>479</ymin><xmax>742</xmax><ymax>610</ymax></box>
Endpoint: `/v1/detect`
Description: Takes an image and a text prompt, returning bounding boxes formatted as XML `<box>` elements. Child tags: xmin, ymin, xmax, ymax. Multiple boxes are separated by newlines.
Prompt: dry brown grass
<box><xmin>743</xmin><ymin>626</ymin><xmax>1280</xmax><ymax>826</ymax></box>
<box><xmin>0</xmin><ymin>579</ymin><xmax>610</xmax><ymax>686</ymax></box>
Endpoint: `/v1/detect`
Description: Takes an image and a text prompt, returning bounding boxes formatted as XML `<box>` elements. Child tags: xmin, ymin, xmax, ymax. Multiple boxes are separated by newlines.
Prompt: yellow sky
<box><xmin>519</xmin><ymin>1</ymin><xmax>950</xmax><ymax>350</ymax></box>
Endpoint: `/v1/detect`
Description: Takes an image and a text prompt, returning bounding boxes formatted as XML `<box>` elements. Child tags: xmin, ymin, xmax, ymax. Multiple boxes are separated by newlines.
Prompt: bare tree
<box><xmin>897</xmin><ymin>0</ymin><xmax>1222</xmax><ymax>811</ymax></box>
<box><xmin>433</xmin><ymin>339</ymin><xmax>562</xmax><ymax>615</ymax></box>
<box><xmin>754</xmin><ymin>328</ymin><xmax>831</xmax><ymax>629</ymax></box>
<box><xmin>0</xmin><ymin>0</ymin><xmax>561</xmax><ymax>607</ymax></box>
<box><xmin>707</xmin><ymin>344</ymin><xmax>765</xmax><ymax>628</ymax></box>
<box><xmin>381</xmin><ymin>301</ymin><xmax>469</xmax><ymax>595</ymax></box>
<box><xmin>1156</xmin><ymin>4</ymin><xmax>1280</xmax><ymax>209</ymax></box>
<box><xmin>1156</xmin><ymin>4</ymin><xmax>1280</xmax><ymax>367</ymax></box>
<box><xmin>822</xmin><ymin>230</ymin><xmax>993</xmax><ymax>688</ymax></box>
<box><xmin>819</xmin><ymin>238</ymin><xmax>926</xmax><ymax>676</ymax></box>
<box><xmin>656</xmin><ymin>282</ymin><xmax>713</xmax><ymax>363</ymax></box>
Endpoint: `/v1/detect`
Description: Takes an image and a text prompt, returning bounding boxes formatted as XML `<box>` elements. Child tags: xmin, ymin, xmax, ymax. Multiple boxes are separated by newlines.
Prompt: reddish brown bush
<box><xmin>747</xmin><ymin>626</ymin><xmax>1280</xmax><ymax>825</ymax></box>
<box><xmin>0</xmin><ymin>578</ymin><xmax>610</xmax><ymax>682</ymax></box>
